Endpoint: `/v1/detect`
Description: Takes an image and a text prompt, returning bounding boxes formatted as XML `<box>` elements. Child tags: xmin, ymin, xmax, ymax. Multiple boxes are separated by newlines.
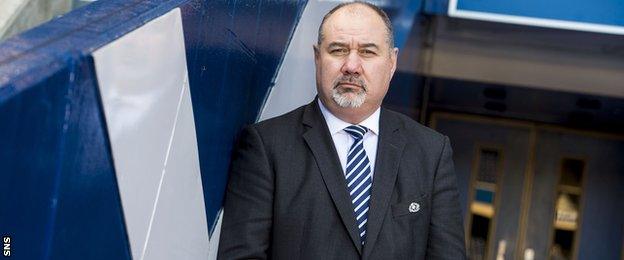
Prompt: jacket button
<box><xmin>409</xmin><ymin>202</ymin><xmax>420</xmax><ymax>213</ymax></box>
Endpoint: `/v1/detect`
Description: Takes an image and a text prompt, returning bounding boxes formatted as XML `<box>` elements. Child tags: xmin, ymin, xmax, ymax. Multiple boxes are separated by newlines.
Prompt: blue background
<box><xmin>455</xmin><ymin>0</ymin><xmax>624</xmax><ymax>27</ymax></box>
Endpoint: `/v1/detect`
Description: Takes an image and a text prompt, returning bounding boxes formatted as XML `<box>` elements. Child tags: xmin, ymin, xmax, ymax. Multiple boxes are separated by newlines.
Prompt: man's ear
<box><xmin>390</xmin><ymin>47</ymin><xmax>399</xmax><ymax>75</ymax></box>
<box><xmin>313</xmin><ymin>44</ymin><xmax>321</xmax><ymax>65</ymax></box>
<box><xmin>313</xmin><ymin>44</ymin><xmax>320</xmax><ymax>59</ymax></box>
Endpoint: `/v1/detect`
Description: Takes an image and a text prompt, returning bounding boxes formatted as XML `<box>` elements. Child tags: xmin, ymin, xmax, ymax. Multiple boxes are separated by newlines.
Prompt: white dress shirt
<box><xmin>318</xmin><ymin>100</ymin><xmax>380</xmax><ymax>180</ymax></box>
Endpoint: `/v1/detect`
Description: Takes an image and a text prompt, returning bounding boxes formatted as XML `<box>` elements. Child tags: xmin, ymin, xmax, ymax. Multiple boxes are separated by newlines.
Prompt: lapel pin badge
<box><xmin>409</xmin><ymin>202</ymin><xmax>420</xmax><ymax>213</ymax></box>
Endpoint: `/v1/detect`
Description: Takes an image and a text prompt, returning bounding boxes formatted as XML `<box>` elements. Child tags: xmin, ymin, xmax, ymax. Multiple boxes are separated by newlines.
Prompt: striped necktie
<box><xmin>344</xmin><ymin>125</ymin><xmax>373</xmax><ymax>245</ymax></box>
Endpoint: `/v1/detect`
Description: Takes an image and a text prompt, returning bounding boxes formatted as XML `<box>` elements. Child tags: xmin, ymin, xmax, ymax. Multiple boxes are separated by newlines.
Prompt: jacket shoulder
<box><xmin>254</xmin><ymin>105</ymin><xmax>306</xmax><ymax>130</ymax></box>
<box><xmin>243</xmin><ymin>104</ymin><xmax>309</xmax><ymax>146</ymax></box>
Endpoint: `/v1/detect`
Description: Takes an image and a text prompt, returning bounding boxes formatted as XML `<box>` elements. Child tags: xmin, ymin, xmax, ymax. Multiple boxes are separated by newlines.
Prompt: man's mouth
<box><xmin>333</xmin><ymin>75</ymin><xmax>366</xmax><ymax>92</ymax></box>
<box><xmin>336</xmin><ymin>82</ymin><xmax>362</xmax><ymax>89</ymax></box>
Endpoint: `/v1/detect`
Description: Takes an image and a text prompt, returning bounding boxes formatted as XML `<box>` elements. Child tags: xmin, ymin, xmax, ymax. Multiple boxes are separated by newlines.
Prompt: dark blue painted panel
<box><xmin>48</xmin><ymin>56</ymin><xmax>131</xmax><ymax>259</ymax></box>
<box><xmin>0</xmin><ymin>62</ymin><xmax>71</xmax><ymax>260</ymax></box>
<box><xmin>180</xmin><ymin>0</ymin><xmax>308</xmax><ymax>232</ymax></box>
<box><xmin>0</xmin><ymin>55</ymin><xmax>131</xmax><ymax>259</ymax></box>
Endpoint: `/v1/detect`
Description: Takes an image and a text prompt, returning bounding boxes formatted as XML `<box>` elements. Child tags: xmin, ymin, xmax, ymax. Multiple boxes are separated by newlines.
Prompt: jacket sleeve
<box><xmin>426</xmin><ymin>136</ymin><xmax>467</xmax><ymax>259</ymax></box>
<box><xmin>218</xmin><ymin>125</ymin><xmax>274</xmax><ymax>259</ymax></box>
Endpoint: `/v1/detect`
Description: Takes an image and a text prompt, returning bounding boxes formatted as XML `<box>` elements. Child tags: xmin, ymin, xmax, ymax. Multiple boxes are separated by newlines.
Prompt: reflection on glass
<box><xmin>550</xmin><ymin>158</ymin><xmax>584</xmax><ymax>260</ymax></box>
<box><xmin>469</xmin><ymin>149</ymin><xmax>500</xmax><ymax>260</ymax></box>
<box><xmin>554</xmin><ymin>193</ymin><xmax>579</xmax><ymax>231</ymax></box>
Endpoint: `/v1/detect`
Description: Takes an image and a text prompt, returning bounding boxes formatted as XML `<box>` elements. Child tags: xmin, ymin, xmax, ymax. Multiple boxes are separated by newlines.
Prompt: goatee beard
<box><xmin>332</xmin><ymin>87</ymin><xmax>366</xmax><ymax>108</ymax></box>
<box><xmin>331</xmin><ymin>75</ymin><xmax>366</xmax><ymax>108</ymax></box>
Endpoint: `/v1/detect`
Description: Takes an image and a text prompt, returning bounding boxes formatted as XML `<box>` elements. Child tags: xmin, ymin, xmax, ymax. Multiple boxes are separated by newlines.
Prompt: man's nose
<box><xmin>340</xmin><ymin>51</ymin><xmax>362</xmax><ymax>75</ymax></box>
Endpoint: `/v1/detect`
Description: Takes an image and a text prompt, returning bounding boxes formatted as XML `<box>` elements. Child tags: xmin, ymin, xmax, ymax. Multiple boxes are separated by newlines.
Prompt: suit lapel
<box><xmin>302</xmin><ymin>99</ymin><xmax>363</xmax><ymax>254</ymax></box>
<box><xmin>362</xmin><ymin>108</ymin><xmax>406</xmax><ymax>258</ymax></box>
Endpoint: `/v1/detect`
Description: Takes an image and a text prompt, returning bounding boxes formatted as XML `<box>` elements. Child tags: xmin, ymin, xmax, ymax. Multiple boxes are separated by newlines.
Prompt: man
<box><xmin>218</xmin><ymin>2</ymin><xmax>465</xmax><ymax>259</ymax></box>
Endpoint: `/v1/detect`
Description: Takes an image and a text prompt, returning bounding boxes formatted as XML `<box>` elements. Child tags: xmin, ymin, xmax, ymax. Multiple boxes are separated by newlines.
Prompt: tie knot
<box><xmin>344</xmin><ymin>125</ymin><xmax>368</xmax><ymax>140</ymax></box>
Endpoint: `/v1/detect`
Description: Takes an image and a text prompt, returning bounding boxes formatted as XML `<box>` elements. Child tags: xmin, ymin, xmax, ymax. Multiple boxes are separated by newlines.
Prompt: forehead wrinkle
<box><xmin>325</xmin><ymin>31</ymin><xmax>384</xmax><ymax>49</ymax></box>
<box><xmin>327</xmin><ymin>42</ymin><xmax>349</xmax><ymax>49</ymax></box>
<box><xmin>327</xmin><ymin>23</ymin><xmax>384</xmax><ymax>43</ymax></box>
<box><xmin>329</xmin><ymin>22</ymin><xmax>368</xmax><ymax>35</ymax></box>
<box><xmin>322</xmin><ymin>7</ymin><xmax>389</xmax><ymax>47</ymax></box>
<box><xmin>359</xmin><ymin>43</ymin><xmax>379</xmax><ymax>49</ymax></box>
<box><xmin>328</xmin><ymin>41</ymin><xmax>379</xmax><ymax>49</ymax></box>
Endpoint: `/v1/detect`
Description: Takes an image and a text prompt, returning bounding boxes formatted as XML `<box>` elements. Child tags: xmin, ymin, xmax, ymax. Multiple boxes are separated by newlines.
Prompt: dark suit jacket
<box><xmin>218</xmin><ymin>99</ymin><xmax>466</xmax><ymax>259</ymax></box>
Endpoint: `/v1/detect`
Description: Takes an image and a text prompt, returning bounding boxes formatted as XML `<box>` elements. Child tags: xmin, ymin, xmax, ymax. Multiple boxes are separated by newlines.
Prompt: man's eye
<box><xmin>330</xmin><ymin>49</ymin><xmax>348</xmax><ymax>54</ymax></box>
<box><xmin>360</xmin><ymin>49</ymin><xmax>376</xmax><ymax>55</ymax></box>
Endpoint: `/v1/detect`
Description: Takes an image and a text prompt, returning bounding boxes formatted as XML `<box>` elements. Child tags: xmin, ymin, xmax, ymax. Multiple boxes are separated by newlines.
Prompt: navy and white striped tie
<box><xmin>344</xmin><ymin>125</ymin><xmax>373</xmax><ymax>245</ymax></box>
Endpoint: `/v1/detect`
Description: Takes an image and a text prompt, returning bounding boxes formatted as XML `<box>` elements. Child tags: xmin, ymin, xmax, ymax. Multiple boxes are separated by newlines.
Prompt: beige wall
<box><xmin>402</xmin><ymin>17</ymin><xmax>624</xmax><ymax>99</ymax></box>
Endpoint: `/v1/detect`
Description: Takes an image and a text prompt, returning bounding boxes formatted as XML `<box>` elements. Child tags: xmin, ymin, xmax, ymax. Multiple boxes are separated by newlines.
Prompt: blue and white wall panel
<box><xmin>92</xmin><ymin>9</ymin><xmax>210</xmax><ymax>259</ymax></box>
<box><xmin>260</xmin><ymin>0</ymin><xmax>334</xmax><ymax>120</ymax></box>
<box><xmin>0</xmin><ymin>0</ymin><xmax>307</xmax><ymax>259</ymax></box>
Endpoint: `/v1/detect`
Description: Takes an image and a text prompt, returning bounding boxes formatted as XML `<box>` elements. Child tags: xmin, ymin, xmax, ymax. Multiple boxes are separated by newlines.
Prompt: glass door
<box><xmin>431</xmin><ymin>112</ymin><xmax>624</xmax><ymax>260</ymax></box>
<box><xmin>432</xmin><ymin>113</ymin><xmax>533</xmax><ymax>260</ymax></box>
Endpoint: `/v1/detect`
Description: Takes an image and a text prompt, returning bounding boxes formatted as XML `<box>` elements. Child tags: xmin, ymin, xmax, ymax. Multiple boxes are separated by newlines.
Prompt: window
<box><xmin>550</xmin><ymin>158</ymin><xmax>585</xmax><ymax>260</ymax></box>
<box><xmin>468</xmin><ymin>148</ymin><xmax>502</xmax><ymax>260</ymax></box>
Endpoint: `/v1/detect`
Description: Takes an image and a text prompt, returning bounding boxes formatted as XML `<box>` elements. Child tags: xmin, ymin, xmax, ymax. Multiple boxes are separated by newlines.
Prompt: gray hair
<box><xmin>317</xmin><ymin>1</ymin><xmax>395</xmax><ymax>48</ymax></box>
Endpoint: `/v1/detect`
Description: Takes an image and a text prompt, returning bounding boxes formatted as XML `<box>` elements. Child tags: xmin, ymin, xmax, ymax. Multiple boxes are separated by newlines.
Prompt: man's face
<box><xmin>314</xmin><ymin>5</ymin><xmax>398</xmax><ymax>111</ymax></box>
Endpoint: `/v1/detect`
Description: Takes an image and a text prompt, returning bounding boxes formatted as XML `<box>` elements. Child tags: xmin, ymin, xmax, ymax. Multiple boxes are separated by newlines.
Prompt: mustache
<box><xmin>333</xmin><ymin>75</ymin><xmax>366</xmax><ymax>91</ymax></box>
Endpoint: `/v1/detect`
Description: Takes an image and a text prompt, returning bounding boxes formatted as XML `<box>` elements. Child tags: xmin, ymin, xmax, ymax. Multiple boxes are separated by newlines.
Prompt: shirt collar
<box><xmin>318</xmin><ymin>99</ymin><xmax>380</xmax><ymax>136</ymax></box>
